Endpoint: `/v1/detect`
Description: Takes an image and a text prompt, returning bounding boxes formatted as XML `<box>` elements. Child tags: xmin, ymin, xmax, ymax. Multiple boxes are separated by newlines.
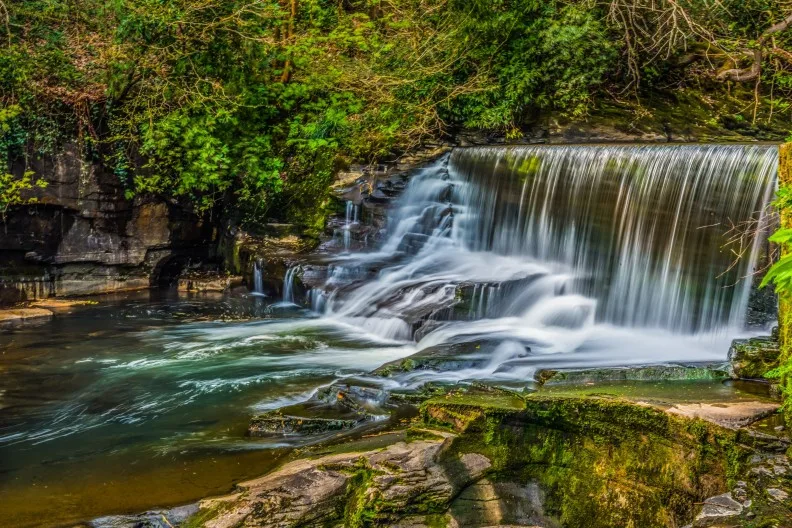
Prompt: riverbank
<box><xmin>116</xmin><ymin>374</ymin><xmax>790</xmax><ymax>528</ymax></box>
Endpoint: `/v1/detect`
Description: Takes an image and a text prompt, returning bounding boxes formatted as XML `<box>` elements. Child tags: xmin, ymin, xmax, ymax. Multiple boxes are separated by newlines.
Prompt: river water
<box><xmin>0</xmin><ymin>144</ymin><xmax>779</xmax><ymax>526</ymax></box>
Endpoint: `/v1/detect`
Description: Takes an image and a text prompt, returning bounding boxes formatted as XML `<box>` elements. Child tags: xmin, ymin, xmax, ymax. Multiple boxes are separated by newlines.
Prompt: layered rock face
<box><xmin>0</xmin><ymin>144</ymin><xmax>216</xmax><ymax>304</ymax></box>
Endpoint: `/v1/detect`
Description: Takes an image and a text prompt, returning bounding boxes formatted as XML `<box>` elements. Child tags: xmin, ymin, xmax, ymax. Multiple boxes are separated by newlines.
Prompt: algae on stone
<box><xmin>422</xmin><ymin>393</ymin><xmax>746</xmax><ymax>528</ymax></box>
<box><xmin>729</xmin><ymin>336</ymin><xmax>781</xmax><ymax>380</ymax></box>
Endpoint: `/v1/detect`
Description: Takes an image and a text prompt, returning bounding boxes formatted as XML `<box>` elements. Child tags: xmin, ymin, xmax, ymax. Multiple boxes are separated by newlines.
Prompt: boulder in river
<box><xmin>728</xmin><ymin>336</ymin><xmax>781</xmax><ymax>380</ymax></box>
<box><xmin>248</xmin><ymin>410</ymin><xmax>363</xmax><ymax>436</ymax></box>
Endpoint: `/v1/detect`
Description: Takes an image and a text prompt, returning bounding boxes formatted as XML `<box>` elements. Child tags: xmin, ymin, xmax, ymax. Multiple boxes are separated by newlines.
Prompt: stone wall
<box><xmin>0</xmin><ymin>144</ymin><xmax>217</xmax><ymax>304</ymax></box>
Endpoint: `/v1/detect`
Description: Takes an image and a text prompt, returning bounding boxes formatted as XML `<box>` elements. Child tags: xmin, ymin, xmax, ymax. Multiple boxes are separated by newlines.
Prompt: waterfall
<box><xmin>253</xmin><ymin>259</ymin><xmax>265</xmax><ymax>296</ymax></box>
<box><xmin>317</xmin><ymin>144</ymin><xmax>778</xmax><ymax>368</ymax></box>
<box><xmin>283</xmin><ymin>266</ymin><xmax>299</xmax><ymax>304</ymax></box>
<box><xmin>342</xmin><ymin>200</ymin><xmax>359</xmax><ymax>251</ymax></box>
<box><xmin>450</xmin><ymin>144</ymin><xmax>777</xmax><ymax>333</ymax></box>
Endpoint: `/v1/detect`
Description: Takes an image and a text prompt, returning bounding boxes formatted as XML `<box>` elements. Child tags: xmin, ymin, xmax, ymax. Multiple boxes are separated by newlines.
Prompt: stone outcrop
<box><xmin>0</xmin><ymin>144</ymin><xmax>216</xmax><ymax>304</ymax></box>
<box><xmin>729</xmin><ymin>335</ymin><xmax>781</xmax><ymax>380</ymax></box>
<box><xmin>667</xmin><ymin>402</ymin><xmax>781</xmax><ymax>429</ymax></box>
<box><xmin>193</xmin><ymin>434</ymin><xmax>494</xmax><ymax>528</ymax></box>
<box><xmin>177</xmin><ymin>272</ymin><xmax>243</xmax><ymax>293</ymax></box>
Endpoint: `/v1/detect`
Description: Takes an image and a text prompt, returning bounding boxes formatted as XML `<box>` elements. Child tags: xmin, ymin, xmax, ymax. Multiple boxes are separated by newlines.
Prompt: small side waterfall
<box><xmin>313</xmin><ymin>144</ymin><xmax>777</xmax><ymax>373</ymax></box>
<box><xmin>253</xmin><ymin>259</ymin><xmax>265</xmax><ymax>296</ymax></box>
<box><xmin>342</xmin><ymin>201</ymin><xmax>359</xmax><ymax>251</ymax></box>
<box><xmin>283</xmin><ymin>266</ymin><xmax>299</xmax><ymax>304</ymax></box>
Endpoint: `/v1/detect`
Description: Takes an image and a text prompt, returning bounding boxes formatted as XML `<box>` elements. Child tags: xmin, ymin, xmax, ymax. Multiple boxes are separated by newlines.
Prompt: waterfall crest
<box><xmin>449</xmin><ymin>144</ymin><xmax>778</xmax><ymax>333</ymax></box>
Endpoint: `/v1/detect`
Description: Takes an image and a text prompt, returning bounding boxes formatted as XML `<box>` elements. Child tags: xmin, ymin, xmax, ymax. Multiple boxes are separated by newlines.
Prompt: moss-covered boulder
<box><xmin>421</xmin><ymin>391</ymin><xmax>746</xmax><ymax>528</ymax></box>
<box><xmin>729</xmin><ymin>336</ymin><xmax>781</xmax><ymax>380</ymax></box>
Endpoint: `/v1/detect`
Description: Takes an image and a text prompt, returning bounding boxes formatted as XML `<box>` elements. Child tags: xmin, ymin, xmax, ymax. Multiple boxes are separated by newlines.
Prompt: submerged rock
<box><xmin>315</xmin><ymin>382</ymin><xmax>390</xmax><ymax>412</ymax></box>
<box><xmin>90</xmin><ymin>503</ymin><xmax>199</xmax><ymax>528</ymax></box>
<box><xmin>248</xmin><ymin>410</ymin><xmax>363</xmax><ymax>436</ymax></box>
<box><xmin>374</xmin><ymin>341</ymin><xmax>496</xmax><ymax>377</ymax></box>
<box><xmin>0</xmin><ymin>307</ymin><xmax>53</xmax><ymax>326</ymax></box>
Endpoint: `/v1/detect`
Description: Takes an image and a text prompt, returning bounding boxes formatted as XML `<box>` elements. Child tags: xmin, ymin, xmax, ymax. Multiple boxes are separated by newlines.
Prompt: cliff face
<box><xmin>0</xmin><ymin>144</ymin><xmax>216</xmax><ymax>304</ymax></box>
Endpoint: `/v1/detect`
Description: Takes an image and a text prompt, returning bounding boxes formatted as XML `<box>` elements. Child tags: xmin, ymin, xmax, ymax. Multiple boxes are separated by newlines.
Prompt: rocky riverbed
<box><xmin>87</xmin><ymin>334</ymin><xmax>791</xmax><ymax>528</ymax></box>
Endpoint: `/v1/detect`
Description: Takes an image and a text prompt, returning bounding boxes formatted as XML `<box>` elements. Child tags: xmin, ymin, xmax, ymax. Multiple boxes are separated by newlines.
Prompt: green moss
<box><xmin>422</xmin><ymin>391</ymin><xmax>746</xmax><ymax>528</ymax></box>
<box><xmin>730</xmin><ymin>337</ymin><xmax>781</xmax><ymax>380</ymax></box>
<box><xmin>404</xmin><ymin>427</ymin><xmax>446</xmax><ymax>443</ymax></box>
<box><xmin>539</xmin><ymin>365</ymin><xmax>729</xmax><ymax>385</ymax></box>
<box><xmin>421</xmin><ymin>387</ymin><xmax>527</xmax><ymax>432</ymax></box>
<box><xmin>425</xmin><ymin>513</ymin><xmax>451</xmax><ymax>528</ymax></box>
<box><xmin>775</xmin><ymin>144</ymin><xmax>792</xmax><ymax>426</ymax></box>
<box><xmin>335</xmin><ymin>457</ymin><xmax>393</xmax><ymax>527</ymax></box>
<box><xmin>181</xmin><ymin>502</ymin><xmax>228</xmax><ymax>528</ymax></box>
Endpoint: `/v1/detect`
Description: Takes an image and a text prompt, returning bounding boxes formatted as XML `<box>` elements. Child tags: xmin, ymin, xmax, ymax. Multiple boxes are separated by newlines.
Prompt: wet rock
<box><xmin>728</xmin><ymin>336</ymin><xmax>780</xmax><ymax>380</ymax></box>
<box><xmin>667</xmin><ymin>402</ymin><xmax>780</xmax><ymax>429</ymax></box>
<box><xmin>193</xmin><ymin>435</ymin><xmax>492</xmax><ymax>528</ymax></box>
<box><xmin>0</xmin><ymin>307</ymin><xmax>53</xmax><ymax>326</ymax></box>
<box><xmin>90</xmin><ymin>503</ymin><xmax>199</xmax><ymax>528</ymax></box>
<box><xmin>767</xmin><ymin>488</ymin><xmax>789</xmax><ymax>502</ymax></box>
<box><xmin>177</xmin><ymin>272</ymin><xmax>243</xmax><ymax>293</ymax></box>
<box><xmin>692</xmin><ymin>492</ymin><xmax>743</xmax><ymax>527</ymax></box>
<box><xmin>413</xmin><ymin>320</ymin><xmax>444</xmax><ymax>342</ymax></box>
<box><xmin>247</xmin><ymin>410</ymin><xmax>362</xmax><ymax>436</ymax></box>
<box><xmin>315</xmin><ymin>383</ymin><xmax>389</xmax><ymax>412</ymax></box>
<box><xmin>375</xmin><ymin>341</ymin><xmax>495</xmax><ymax>377</ymax></box>
<box><xmin>538</xmin><ymin>364</ymin><xmax>729</xmax><ymax>385</ymax></box>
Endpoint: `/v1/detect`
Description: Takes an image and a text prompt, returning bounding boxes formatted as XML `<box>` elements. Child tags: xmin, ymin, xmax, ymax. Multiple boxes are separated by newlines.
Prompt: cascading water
<box><xmin>342</xmin><ymin>201</ymin><xmax>360</xmax><ymax>251</ymax></box>
<box><xmin>317</xmin><ymin>144</ymin><xmax>778</xmax><ymax>378</ymax></box>
<box><xmin>282</xmin><ymin>266</ymin><xmax>299</xmax><ymax>304</ymax></box>
<box><xmin>253</xmin><ymin>259</ymin><xmax>265</xmax><ymax>296</ymax></box>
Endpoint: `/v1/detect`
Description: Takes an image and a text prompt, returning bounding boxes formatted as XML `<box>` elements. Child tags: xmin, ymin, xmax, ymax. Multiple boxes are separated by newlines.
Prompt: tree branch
<box><xmin>717</xmin><ymin>12</ymin><xmax>792</xmax><ymax>83</ymax></box>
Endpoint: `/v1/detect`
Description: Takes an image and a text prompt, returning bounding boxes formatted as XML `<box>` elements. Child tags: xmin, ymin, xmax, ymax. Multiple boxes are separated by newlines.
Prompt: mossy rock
<box><xmin>728</xmin><ymin>336</ymin><xmax>781</xmax><ymax>380</ymax></box>
<box><xmin>421</xmin><ymin>389</ymin><xmax>747</xmax><ymax>528</ymax></box>
<box><xmin>538</xmin><ymin>364</ymin><xmax>730</xmax><ymax>385</ymax></box>
<box><xmin>374</xmin><ymin>342</ymin><xmax>489</xmax><ymax>377</ymax></box>
<box><xmin>248</xmin><ymin>410</ymin><xmax>363</xmax><ymax>436</ymax></box>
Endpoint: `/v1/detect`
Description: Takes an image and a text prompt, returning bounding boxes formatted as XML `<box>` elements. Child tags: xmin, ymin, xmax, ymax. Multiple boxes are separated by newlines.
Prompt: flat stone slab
<box><xmin>248</xmin><ymin>411</ymin><xmax>363</xmax><ymax>436</ymax></box>
<box><xmin>538</xmin><ymin>364</ymin><xmax>729</xmax><ymax>385</ymax></box>
<box><xmin>667</xmin><ymin>402</ymin><xmax>780</xmax><ymax>429</ymax></box>
<box><xmin>693</xmin><ymin>492</ymin><xmax>743</xmax><ymax>526</ymax></box>
<box><xmin>0</xmin><ymin>308</ymin><xmax>53</xmax><ymax>324</ymax></box>
<box><xmin>30</xmin><ymin>299</ymin><xmax>97</xmax><ymax>311</ymax></box>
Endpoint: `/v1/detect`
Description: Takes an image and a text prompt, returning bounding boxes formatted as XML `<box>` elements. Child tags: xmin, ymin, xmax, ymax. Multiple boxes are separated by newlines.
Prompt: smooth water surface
<box><xmin>0</xmin><ymin>292</ymin><xmax>415</xmax><ymax>527</ymax></box>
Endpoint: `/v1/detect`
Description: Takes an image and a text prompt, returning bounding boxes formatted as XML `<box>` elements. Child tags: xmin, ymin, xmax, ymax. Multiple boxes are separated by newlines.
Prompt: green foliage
<box><xmin>0</xmin><ymin>171</ymin><xmax>48</xmax><ymax>220</ymax></box>
<box><xmin>759</xmin><ymin>228</ymin><xmax>792</xmax><ymax>293</ymax></box>
<box><xmin>2</xmin><ymin>0</ymin><xmax>791</xmax><ymax>233</ymax></box>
